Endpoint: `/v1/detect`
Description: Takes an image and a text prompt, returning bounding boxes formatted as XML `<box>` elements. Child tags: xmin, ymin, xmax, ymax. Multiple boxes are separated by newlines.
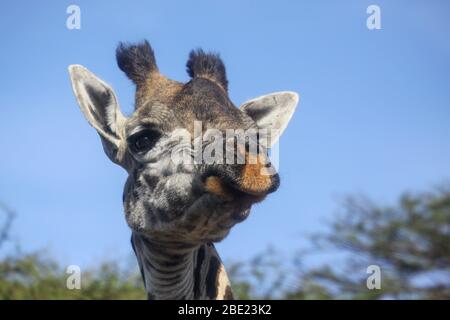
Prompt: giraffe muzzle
<box><xmin>201</xmin><ymin>155</ymin><xmax>280</xmax><ymax>202</ymax></box>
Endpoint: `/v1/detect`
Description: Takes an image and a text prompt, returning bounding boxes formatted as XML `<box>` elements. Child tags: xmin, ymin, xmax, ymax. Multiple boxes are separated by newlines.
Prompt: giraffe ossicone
<box><xmin>68</xmin><ymin>40</ymin><xmax>299</xmax><ymax>300</ymax></box>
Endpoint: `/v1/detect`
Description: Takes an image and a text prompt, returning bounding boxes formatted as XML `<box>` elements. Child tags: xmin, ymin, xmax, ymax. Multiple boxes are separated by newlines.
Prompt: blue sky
<box><xmin>0</xmin><ymin>0</ymin><xmax>449</xmax><ymax>269</ymax></box>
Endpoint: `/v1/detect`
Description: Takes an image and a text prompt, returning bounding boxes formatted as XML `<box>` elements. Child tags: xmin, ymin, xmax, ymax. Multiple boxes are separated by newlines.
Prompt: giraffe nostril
<box><xmin>203</xmin><ymin>176</ymin><xmax>234</xmax><ymax>201</ymax></box>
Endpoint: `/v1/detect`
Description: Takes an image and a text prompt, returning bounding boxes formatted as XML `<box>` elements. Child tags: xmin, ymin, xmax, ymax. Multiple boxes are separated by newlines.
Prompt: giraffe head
<box><xmin>69</xmin><ymin>41</ymin><xmax>298</xmax><ymax>245</ymax></box>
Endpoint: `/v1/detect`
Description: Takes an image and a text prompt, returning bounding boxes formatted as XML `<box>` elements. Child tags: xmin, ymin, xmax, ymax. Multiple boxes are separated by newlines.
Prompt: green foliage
<box><xmin>229</xmin><ymin>185</ymin><xmax>450</xmax><ymax>300</ymax></box>
<box><xmin>307</xmin><ymin>186</ymin><xmax>450</xmax><ymax>299</ymax></box>
<box><xmin>1</xmin><ymin>184</ymin><xmax>449</xmax><ymax>299</ymax></box>
<box><xmin>0</xmin><ymin>251</ymin><xmax>146</xmax><ymax>299</ymax></box>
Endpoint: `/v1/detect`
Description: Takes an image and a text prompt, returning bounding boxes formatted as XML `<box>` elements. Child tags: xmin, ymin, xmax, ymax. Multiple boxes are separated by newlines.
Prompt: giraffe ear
<box><xmin>240</xmin><ymin>91</ymin><xmax>299</xmax><ymax>147</ymax></box>
<box><xmin>68</xmin><ymin>64</ymin><xmax>127</xmax><ymax>166</ymax></box>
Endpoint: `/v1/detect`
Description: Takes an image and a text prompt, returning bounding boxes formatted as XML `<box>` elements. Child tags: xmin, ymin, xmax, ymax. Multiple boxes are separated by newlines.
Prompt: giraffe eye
<box><xmin>128</xmin><ymin>130</ymin><xmax>161</xmax><ymax>153</ymax></box>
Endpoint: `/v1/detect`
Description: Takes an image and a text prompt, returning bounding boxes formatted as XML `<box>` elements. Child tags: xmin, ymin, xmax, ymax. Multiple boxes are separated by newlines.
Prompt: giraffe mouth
<box><xmin>202</xmin><ymin>175</ymin><xmax>269</xmax><ymax>204</ymax></box>
<box><xmin>199</xmin><ymin>159</ymin><xmax>280</xmax><ymax>203</ymax></box>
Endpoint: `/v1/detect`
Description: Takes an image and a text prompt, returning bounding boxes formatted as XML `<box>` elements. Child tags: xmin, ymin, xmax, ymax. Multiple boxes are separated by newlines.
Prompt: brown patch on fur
<box><xmin>240</xmin><ymin>153</ymin><xmax>272</xmax><ymax>194</ymax></box>
<box><xmin>136</xmin><ymin>72</ymin><xmax>183</xmax><ymax>108</ymax></box>
<box><xmin>204</xmin><ymin>176</ymin><xmax>234</xmax><ymax>201</ymax></box>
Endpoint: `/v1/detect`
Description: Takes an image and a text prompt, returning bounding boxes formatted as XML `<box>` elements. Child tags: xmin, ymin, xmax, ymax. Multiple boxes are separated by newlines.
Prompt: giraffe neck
<box><xmin>131</xmin><ymin>232</ymin><xmax>234</xmax><ymax>300</ymax></box>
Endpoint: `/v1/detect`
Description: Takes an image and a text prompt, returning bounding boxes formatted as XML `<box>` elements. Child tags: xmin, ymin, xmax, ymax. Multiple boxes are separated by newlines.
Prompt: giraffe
<box><xmin>68</xmin><ymin>40</ymin><xmax>298</xmax><ymax>300</ymax></box>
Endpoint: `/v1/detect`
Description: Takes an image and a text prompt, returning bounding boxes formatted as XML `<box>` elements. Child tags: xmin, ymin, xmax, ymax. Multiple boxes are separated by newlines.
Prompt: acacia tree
<box><xmin>0</xmin><ymin>202</ymin><xmax>146</xmax><ymax>299</ymax></box>
<box><xmin>296</xmin><ymin>186</ymin><xmax>450</xmax><ymax>299</ymax></box>
<box><xmin>230</xmin><ymin>185</ymin><xmax>450</xmax><ymax>299</ymax></box>
<box><xmin>1</xmin><ymin>185</ymin><xmax>449</xmax><ymax>299</ymax></box>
